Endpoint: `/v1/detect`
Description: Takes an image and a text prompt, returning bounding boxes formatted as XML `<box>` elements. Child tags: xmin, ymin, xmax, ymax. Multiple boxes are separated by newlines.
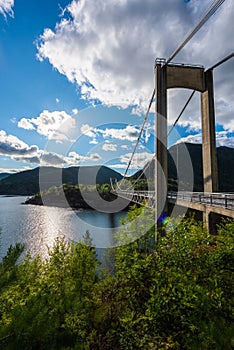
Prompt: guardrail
<box><xmin>113</xmin><ymin>189</ymin><xmax>234</xmax><ymax>211</ymax></box>
<box><xmin>168</xmin><ymin>191</ymin><xmax>234</xmax><ymax>210</ymax></box>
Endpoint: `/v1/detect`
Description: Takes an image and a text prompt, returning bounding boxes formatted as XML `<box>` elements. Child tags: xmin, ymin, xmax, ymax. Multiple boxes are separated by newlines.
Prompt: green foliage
<box><xmin>29</xmin><ymin>183</ymin><xmax>114</xmax><ymax>203</ymax></box>
<box><xmin>0</xmin><ymin>243</ymin><xmax>24</xmax><ymax>292</ymax></box>
<box><xmin>90</xmin><ymin>210</ymin><xmax>234</xmax><ymax>349</ymax></box>
<box><xmin>0</xmin><ymin>211</ymin><xmax>233</xmax><ymax>349</ymax></box>
<box><xmin>0</xmin><ymin>236</ymin><xmax>98</xmax><ymax>349</ymax></box>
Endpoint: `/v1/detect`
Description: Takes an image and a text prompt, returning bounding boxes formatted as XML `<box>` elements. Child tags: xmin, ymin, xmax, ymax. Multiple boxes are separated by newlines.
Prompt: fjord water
<box><xmin>0</xmin><ymin>196</ymin><xmax>125</xmax><ymax>259</ymax></box>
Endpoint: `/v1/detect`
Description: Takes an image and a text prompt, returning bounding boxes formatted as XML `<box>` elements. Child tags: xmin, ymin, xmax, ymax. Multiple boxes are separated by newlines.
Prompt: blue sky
<box><xmin>0</xmin><ymin>0</ymin><xmax>233</xmax><ymax>175</ymax></box>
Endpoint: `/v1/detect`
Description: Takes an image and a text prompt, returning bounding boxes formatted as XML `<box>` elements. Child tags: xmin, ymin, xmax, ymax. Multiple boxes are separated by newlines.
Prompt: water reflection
<box><xmin>0</xmin><ymin>196</ymin><xmax>126</xmax><ymax>259</ymax></box>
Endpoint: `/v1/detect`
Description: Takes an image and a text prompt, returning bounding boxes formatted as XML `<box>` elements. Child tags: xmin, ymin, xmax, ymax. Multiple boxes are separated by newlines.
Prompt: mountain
<box><xmin>169</xmin><ymin>143</ymin><xmax>234</xmax><ymax>192</ymax></box>
<box><xmin>0</xmin><ymin>166</ymin><xmax>123</xmax><ymax>195</ymax></box>
<box><xmin>0</xmin><ymin>144</ymin><xmax>233</xmax><ymax>196</ymax></box>
<box><xmin>0</xmin><ymin>173</ymin><xmax>11</xmax><ymax>180</ymax></box>
<box><xmin>132</xmin><ymin>143</ymin><xmax>234</xmax><ymax>192</ymax></box>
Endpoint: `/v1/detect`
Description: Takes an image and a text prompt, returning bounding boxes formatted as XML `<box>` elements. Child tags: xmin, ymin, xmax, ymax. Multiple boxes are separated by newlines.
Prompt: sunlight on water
<box><xmin>0</xmin><ymin>196</ymin><xmax>125</xmax><ymax>259</ymax></box>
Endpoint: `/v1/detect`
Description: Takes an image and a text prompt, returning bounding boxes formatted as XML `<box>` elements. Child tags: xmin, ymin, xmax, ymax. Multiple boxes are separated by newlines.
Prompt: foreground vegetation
<box><xmin>0</xmin><ymin>206</ymin><xmax>233</xmax><ymax>349</ymax></box>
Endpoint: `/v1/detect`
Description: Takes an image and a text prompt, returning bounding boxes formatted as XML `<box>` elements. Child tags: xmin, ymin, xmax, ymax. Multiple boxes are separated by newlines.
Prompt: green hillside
<box><xmin>0</xmin><ymin>166</ymin><xmax>123</xmax><ymax>195</ymax></box>
<box><xmin>132</xmin><ymin>143</ymin><xmax>234</xmax><ymax>192</ymax></box>
<box><xmin>0</xmin><ymin>144</ymin><xmax>233</xmax><ymax>195</ymax></box>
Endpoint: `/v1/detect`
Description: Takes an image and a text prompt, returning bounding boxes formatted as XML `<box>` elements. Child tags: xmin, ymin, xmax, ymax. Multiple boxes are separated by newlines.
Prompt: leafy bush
<box><xmin>0</xmin><ymin>235</ymin><xmax>98</xmax><ymax>349</ymax></box>
<box><xmin>0</xmin><ymin>210</ymin><xmax>233</xmax><ymax>349</ymax></box>
<box><xmin>88</xmin><ymin>209</ymin><xmax>234</xmax><ymax>350</ymax></box>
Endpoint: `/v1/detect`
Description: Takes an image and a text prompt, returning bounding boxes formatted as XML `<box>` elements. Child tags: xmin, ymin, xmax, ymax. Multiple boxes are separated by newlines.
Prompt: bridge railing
<box><xmin>168</xmin><ymin>191</ymin><xmax>234</xmax><ymax>210</ymax></box>
<box><xmin>113</xmin><ymin>188</ymin><xmax>234</xmax><ymax>211</ymax></box>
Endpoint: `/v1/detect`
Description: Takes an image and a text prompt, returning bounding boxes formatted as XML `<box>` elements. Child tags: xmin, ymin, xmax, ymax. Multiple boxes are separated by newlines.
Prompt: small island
<box><xmin>24</xmin><ymin>183</ymin><xmax>131</xmax><ymax>210</ymax></box>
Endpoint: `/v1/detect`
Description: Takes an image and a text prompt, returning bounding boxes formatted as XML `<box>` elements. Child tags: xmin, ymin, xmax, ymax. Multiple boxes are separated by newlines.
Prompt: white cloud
<box><xmin>67</xmin><ymin>151</ymin><xmax>101</xmax><ymax>164</ymax></box>
<box><xmin>72</xmin><ymin>108</ymin><xmax>78</xmax><ymax>115</ymax></box>
<box><xmin>18</xmin><ymin>110</ymin><xmax>76</xmax><ymax>142</ymax></box>
<box><xmin>102</xmin><ymin>125</ymin><xmax>139</xmax><ymax>142</ymax></box>
<box><xmin>0</xmin><ymin>0</ymin><xmax>14</xmax><ymax>18</ymax></box>
<box><xmin>37</xmin><ymin>0</ymin><xmax>234</xmax><ymax>132</ymax></box>
<box><xmin>0</xmin><ymin>130</ymin><xmax>101</xmax><ymax>167</ymax></box>
<box><xmin>13</xmin><ymin>150</ymin><xmax>102</xmax><ymax>167</ymax></box>
<box><xmin>120</xmin><ymin>151</ymin><xmax>153</xmax><ymax>169</ymax></box>
<box><xmin>102</xmin><ymin>143</ymin><xmax>117</xmax><ymax>152</ymax></box>
<box><xmin>56</xmin><ymin>98</ymin><xmax>60</xmax><ymax>103</ymax></box>
<box><xmin>89</xmin><ymin>139</ymin><xmax>98</xmax><ymax>145</ymax></box>
<box><xmin>18</xmin><ymin>118</ymin><xmax>35</xmax><ymax>130</ymax></box>
<box><xmin>0</xmin><ymin>167</ymin><xmax>19</xmax><ymax>174</ymax></box>
<box><xmin>80</xmin><ymin>124</ymin><xmax>97</xmax><ymax>138</ymax></box>
<box><xmin>121</xmin><ymin>145</ymin><xmax>129</xmax><ymax>150</ymax></box>
<box><xmin>81</xmin><ymin>124</ymin><xmax>139</xmax><ymax>142</ymax></box>
<box><xmin>176</xmin><ymin>131</ymin><xmax>234</xmax><ymax>148</ymax></box>
<box><xmin>0</xmin><ymin>130</ymin><xmax>38</xmax><ymax>156</ymax></box>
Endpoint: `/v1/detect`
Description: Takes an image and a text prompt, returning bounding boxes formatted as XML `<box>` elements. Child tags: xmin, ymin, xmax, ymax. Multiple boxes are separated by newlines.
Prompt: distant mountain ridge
<box><xmin>132</xmin><ymin>143</ymin><xmax>234</xmax><ymax>192</ymax></box>
<box><xmin>0</xmin><ymin>144</ymin><xmax>233</xmax><ymax>195</ymax></box>
<box><xmin>0</xmin><ymin>166</ymin><xmax>123</xmax><ymax>195</ymax></box>
<box><xmin>168</xmin><ymin>143</ymin><xmax>234</xmax><ymax>192</ymax></box>
<box><xmin>0</xmin><ymin>173</ymin><xmax>11</xmax><ymax>180</ymax></box>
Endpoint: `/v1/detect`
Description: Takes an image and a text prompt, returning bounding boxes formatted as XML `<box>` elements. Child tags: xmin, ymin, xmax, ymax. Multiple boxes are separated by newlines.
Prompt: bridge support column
<box><xmin>155</xmin><ymin>62</ymin><xmax>168</xmax><ymax>238</ymax></box>
<box><xmin>201</xmin><ymin>69</ymin><xmax>218</xmax><ymax>193</ymax></box>
<box><xmin>203</xmin><ymin>209</ymin><xmax>210</xmax><ymax>233</ymax></box>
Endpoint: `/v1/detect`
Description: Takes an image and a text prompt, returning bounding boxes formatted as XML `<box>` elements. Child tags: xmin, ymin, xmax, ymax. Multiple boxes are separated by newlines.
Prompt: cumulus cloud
<box><xmin>13</xmin><ymin>155</ymin><xmax>41</xmax><ymax>165</ymax></box>
<box><xmin>67</xmin><ymin>151</ymin><xmax>101</xmax><ymax>164</ymax></box>
<box><xmin>81</xmin><ymin>124</ymin><xmax>139</xmax><ymax>142</ymax></box>
<box><xmin>0</xmin><ymin>130</ymin><xmax>38</xmax><ymax>156</ymax></box>
<box><xmin>102</xmin><ymin>143</ymin><xmax>117</xmax><ymax>152</ymax></box>
<box><xmin>120</xmin><ymin>151</ymin><xmax>153</xmax><ymax>169</ymax></box>
<box><xmin>102</xmin><ymin>125</ymin><xmax>139</xmax><ymax>142</ymax></box>
<box><xmin>37</xmin><ymin>0</ymin><xmax>233</xmax><ymax>131</ymax></box>
<box><xmin>80</xmin><ymin>124</ymin><xmax>97</xmax><ymax>138</ymax></box>
<box><xmin>18</xmin><ymin>118</ymin><xmax>35</xmax><ymax>130</ymax></box>
<box><xmin>18</xmin><ymin>110</ymin><xmax>76</xmax><ymax>142</ymax></box>
<box><xmin>72</xmin><ymin>108</ymin><xmax>78</xmax><ymax>115</ymax></box>
<box><xmin>0</xmin><ymin>167</ymin><xmax>20</xmax><ymax>174</ymax></box>
<box><xmin>13</xmin><ymin>150</ymin><xmax>102</xmax><ymax>167</ymax></box>
<box><xmin>121</xmin><ymin>145</ymin><xmax>129</xmax><ymax>150</ymax></box>
<box><xmin>0</xmin><ymin>0</ymin><xmax>14</xmax><ymax>18</ymax></box>
<box><xmin>176</xmin><ymin>131</ymin><xmax>234</xmax><ymax>148</ymax></box>
<box><xmin>89</xmin><ymin>139</ymin><xmax>98</xmax><ymax>145</ymax></box>
<box><xmin>0</xmin><ymin>130</ymin><xmax>101</xmax><ymax>167</ymax></box>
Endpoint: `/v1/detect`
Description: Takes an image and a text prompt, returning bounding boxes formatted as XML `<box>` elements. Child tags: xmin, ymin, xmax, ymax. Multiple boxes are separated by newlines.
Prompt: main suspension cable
<box><xmin>120</xmin><ymin>0</ymin><xmax>229</xmax><ymax>189</ymax></box>
<box><xmin>168</xmin><ymin>51</ymin><xmax>234</xmax><ymax>136</ymax></box>
<box><xmin>166</xmin><ymin>0</ymin><xmax>226</xmax><ymax>64</ymax></box>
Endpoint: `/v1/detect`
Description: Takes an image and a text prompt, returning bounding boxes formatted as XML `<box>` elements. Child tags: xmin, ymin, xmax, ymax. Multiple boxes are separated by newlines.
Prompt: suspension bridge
<box><xmin>110</xmin><ymin>0</ymin><xmax>234</xmax><ymax>234</ymax></box>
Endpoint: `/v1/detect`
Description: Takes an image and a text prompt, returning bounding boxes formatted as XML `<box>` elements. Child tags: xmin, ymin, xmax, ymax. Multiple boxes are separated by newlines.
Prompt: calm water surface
<box><xmin>0</xmin><ymin>196</ymin><xmax>126</xmax><ymax>259</ymax></box>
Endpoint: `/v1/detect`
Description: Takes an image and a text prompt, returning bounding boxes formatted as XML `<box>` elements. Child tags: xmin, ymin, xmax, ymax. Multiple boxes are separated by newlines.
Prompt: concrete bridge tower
<box><xmin>155</xmin><ymin>59</ymin><xmax>218</xmax><ymax>227</ymax></box>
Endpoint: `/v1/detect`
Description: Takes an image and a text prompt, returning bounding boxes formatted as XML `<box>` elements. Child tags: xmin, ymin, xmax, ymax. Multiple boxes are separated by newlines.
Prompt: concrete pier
<box><xmin>155</xmin><ymin>59</ymin><xmax>219</xmax><ymax>232</ymax></box>
<box><xmin>155</xmin><ymin>62</ymin><xmax>168</xmax><ymax>227</ymax></box>
<box><xmin>201</xmin><ymin>69</ymin><xmax>218</xmax><ymax>193</ymax></box>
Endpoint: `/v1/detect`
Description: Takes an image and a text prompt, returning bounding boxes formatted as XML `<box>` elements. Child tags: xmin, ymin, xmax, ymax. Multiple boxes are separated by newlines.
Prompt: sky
<box><xmin>0</xmin><ymin>0</ymin><xmax>233</xmax><ymax>175</ymax></box>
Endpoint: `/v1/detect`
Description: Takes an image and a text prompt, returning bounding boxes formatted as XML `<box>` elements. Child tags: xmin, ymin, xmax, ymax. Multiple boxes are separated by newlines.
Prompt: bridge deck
<box><xmin>113</xmin><ymin>190</ymin><xmax>234</xmax><ymax>218</ymax></box>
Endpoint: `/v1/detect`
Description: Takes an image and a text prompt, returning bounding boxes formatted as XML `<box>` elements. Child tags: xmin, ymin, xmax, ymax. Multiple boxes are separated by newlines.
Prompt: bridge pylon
<box><xmin>155</xmin><ymin>59</ymin><xmax>218</xmax><ymax>233</ymax></box>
